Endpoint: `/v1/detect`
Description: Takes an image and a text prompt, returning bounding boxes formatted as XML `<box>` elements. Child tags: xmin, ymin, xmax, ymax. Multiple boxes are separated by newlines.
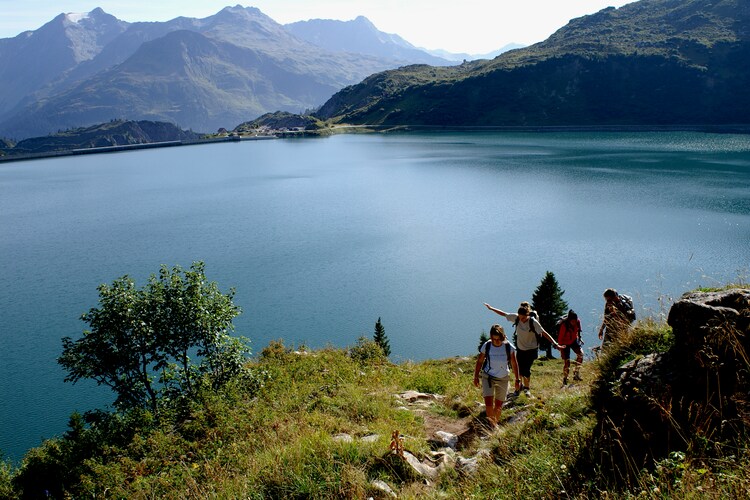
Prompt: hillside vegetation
<box><xmin>316</xmin><ymin>0</ymin><xmax>750</xmax><ymax>127</ymax></box>
<box><xmin>2</xmin><ymin>312</ymin><xmax>749</xmax><ymax>498</ymax></box>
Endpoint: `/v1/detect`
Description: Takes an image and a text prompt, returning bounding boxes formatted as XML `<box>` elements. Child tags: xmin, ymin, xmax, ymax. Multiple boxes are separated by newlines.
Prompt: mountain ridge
<box><xmin>0</xmin><ymin>6</ymin><xmax>461</xmax><ymax>139</ymax></box>
<box><xmin>315</xmin><ymin>0</ymin><xmax>750</xmax><ymax>127</ymax></box>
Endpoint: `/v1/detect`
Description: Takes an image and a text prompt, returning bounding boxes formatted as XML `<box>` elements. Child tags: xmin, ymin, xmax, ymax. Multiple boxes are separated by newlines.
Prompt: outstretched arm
<box><xmin>537</xmin><ymin>320</ymin><xmax>563</xmax><ymax>350</ymax></box>
<box><xmin>484</xmin><ymin>303</ymin><xmax>508</xmax><ymax>316</ymax></box>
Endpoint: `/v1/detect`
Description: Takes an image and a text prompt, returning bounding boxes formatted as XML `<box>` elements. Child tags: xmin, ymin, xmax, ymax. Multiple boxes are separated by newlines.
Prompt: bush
<box><xmin>348</xmin><ymin>337</ymin><xmax>387</xmax><ymax>365</ymax></box>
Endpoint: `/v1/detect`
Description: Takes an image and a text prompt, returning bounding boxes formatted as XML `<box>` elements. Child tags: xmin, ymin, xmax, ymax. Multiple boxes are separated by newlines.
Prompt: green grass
<box><xmin>4</xmin><ymin>321</ymin><xmax>750</xmax><ymax>498</ymax></box>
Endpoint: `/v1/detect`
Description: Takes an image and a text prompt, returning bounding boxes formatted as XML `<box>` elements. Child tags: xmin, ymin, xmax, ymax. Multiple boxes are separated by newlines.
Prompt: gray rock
<box><xmin>370</xmin><ymin>479</ymin><xmax>397</xmax><ymax>498</ymax></box>
<box><xmin>595</xmin><ymin>288</ymin><xmax>750</xmax><ymax>481</ymax></box>
<box><xmin>429</xmin><ymin>430</ymin><xmax>459</xmax><ymax>450</ymax></box>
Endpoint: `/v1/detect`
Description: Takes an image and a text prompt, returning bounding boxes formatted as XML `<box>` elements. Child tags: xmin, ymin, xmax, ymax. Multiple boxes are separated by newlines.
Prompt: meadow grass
<box><xmin>3</xmin><ymin>327</ymin><xmax>750</xmax><ymax>498</ymax></box>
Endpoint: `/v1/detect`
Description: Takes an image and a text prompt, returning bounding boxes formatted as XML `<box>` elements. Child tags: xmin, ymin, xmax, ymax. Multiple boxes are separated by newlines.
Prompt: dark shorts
<box><xmin>516</xmin><ymin>348</ymin><xmax>537</xmax><ymax>378</ymax></box>
<box><xmin>561</xmin><ymin>340</ymin><xmax>583</xmax><ymax>360</ymax></box>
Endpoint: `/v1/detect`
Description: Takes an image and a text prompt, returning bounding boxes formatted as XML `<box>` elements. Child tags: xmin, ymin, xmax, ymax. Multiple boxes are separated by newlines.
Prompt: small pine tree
<box><xmin>373</xmin><ymin>317</ymin><xmax>391</xmax><ymax>357</ymax></box>
<box><xmin>531</xmin><ymin>271</ymin><xmax>569</xmax><ymax>358</ymax></box>
<box><xmin>478</xmin><ymin>330</ymin><xmax>489</xmax><ymax>352</ymax></box>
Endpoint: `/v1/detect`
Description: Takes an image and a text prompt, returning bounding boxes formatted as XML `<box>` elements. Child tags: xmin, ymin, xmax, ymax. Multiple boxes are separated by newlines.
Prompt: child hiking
<box><xmin>473</xmin><ymin>324</ymin><xmax>519</xmax><ymax>427</ymax></box>
<box><xmin>484</xmin><ymin>302</ymin><xmax>563</xmax><ymax>398</ymax></box>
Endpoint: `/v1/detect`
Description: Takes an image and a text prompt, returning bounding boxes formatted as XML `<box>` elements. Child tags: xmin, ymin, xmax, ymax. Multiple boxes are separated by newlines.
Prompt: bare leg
<box><xmin>493</xmin><ymin>399</ymin><xmax>504</xmax><ymax>423</ymax></box>
<box><xmin>573</xmin><ymin>353</ymin><xmax>583</xmax><ymax>380</ymax></box>
<box><xmin>483</xmin><ymin>396</ymin><xmax>498</xmax><ymax>426</ymax></box>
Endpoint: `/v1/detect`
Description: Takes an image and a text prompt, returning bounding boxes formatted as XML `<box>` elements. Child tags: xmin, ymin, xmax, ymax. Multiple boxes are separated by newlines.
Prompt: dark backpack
<box><xmin>617</xmin><ymin>294</ymin><xmax>636</xmax><ymax>322</ymax></box>
<box><xmin>480</xmin><ymin>341</ymin><xmax>512</xmax><ymax>375</ymax></box>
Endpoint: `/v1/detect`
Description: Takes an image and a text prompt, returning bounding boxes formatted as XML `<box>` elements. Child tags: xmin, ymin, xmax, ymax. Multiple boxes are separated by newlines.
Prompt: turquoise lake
<box><xmin>1</xmin><ymin>131</ymin><xmax>749</xmax><ymax>460</ymax></box>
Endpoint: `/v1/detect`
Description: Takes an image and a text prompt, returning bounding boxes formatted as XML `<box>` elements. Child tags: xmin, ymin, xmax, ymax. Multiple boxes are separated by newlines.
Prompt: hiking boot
<box><xmin>573</xmin><ymin>373</ymin><xmax>582</xmax><ymax>382</ymax></box>
<box><xmin>562</xmin><ymin>377</ymin><xmax>568</xmax><ymax>386</ymax></box>
<box><xmin>523</xmin><ymin>388</ymin><xmax>532</xmax><ymax>398</ymax></box>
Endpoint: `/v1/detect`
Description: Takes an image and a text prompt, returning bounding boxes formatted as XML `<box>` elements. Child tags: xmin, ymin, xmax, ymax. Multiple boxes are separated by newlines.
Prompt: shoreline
<box><xmin>0</xmin><ymin>134</ymin><xmax>276</xmax><ymax>164</ymax></box>
<box><xmin>2</xmin><ymin>124</ymin><xmax>749</xmax><ymax>164</ymax></box>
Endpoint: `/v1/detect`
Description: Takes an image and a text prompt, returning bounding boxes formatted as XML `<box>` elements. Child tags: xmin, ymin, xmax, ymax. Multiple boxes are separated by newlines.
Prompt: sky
<box><xmin>0</xmin><ymin>0</ymin><xmax>635</xmax><ymax>54</ymax></box>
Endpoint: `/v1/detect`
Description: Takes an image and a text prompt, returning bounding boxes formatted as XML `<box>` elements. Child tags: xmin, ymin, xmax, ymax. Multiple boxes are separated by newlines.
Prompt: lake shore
<box><xmin>3</xmin><ymin>123</ymin><xmax>750</xmax><ymax>165</ymax></box>
<box><xmin>0</xmin><ymin>134</ymin><xmax>276</xmax><ymax>164</ymax></box>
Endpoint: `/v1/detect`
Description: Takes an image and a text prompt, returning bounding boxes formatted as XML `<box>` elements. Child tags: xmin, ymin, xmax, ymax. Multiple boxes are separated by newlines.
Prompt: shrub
<box><xmin>348</xmin><ymin>337</ymin><xmax>387</xmax><ymax>365</ymax></box>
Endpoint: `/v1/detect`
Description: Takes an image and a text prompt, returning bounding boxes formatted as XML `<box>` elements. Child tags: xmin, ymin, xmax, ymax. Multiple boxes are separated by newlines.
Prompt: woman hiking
<box><xmin>558</xmin><ymin>310</ymin><xmax>583</xmax><ymax>386</ymax></box>
<box><xmin>473</xmin><ymin>324</ymin><xmax>519</xmax><ymax>427</ymax></box>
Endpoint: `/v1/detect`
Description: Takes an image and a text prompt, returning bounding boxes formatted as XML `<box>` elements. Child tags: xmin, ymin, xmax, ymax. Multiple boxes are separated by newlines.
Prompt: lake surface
<box><xmin>1</xmin><ymin>131</ymin><xmax>749</xmax><ymax>461</ymax></box>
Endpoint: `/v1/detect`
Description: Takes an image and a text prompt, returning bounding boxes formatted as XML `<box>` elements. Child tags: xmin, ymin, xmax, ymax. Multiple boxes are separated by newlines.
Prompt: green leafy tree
<box><xmin>373</xmin><ymin>317</ymin><xmax>391</xmax><ymax>357</ymax></box>
<box><xmin>531</xmin><ymin>271</ymin><xmax>569</xmax><ymax>359</ymax></box>
<box><xmin>59</xmin><ymin>262</ymin><xmax>249</xmax><ymax>414</ymax></box>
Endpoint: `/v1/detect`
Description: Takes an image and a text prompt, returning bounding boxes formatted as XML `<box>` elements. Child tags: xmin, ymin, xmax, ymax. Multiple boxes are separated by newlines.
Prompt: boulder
<box><xmin>593</xmin><ymin>288</ymin><xmax>750</xmax><ymax>478</ymax></box>
<box><xmin>428</xmin><ymin>430</ymin><xmax>459</xmax><ymax>450</ymax></box>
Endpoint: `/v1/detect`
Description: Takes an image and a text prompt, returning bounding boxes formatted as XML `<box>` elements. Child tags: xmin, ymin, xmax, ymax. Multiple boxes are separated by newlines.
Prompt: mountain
<box><xmin>424</xmin><ymin>43</ymin><xmax>527</xmax><ymax>62</ymax></box>
<box><xmin>0</xmin><ymin>6</ymin><xmax>454</xmax><ymax>140</ymax></box>
<box><xmin>285</xmin><ymin>16</ymin><xmax>450</xmax><ymax>66</ymax></box>
<box><xmin>316</xmin><ymin>0</ymin><xmax>750</xmax><ymax>127</ymax></box>
<box><xmin>0</xmin><ymin>8</ymin><xmax>128</xmax><ymax>119</ymax></box>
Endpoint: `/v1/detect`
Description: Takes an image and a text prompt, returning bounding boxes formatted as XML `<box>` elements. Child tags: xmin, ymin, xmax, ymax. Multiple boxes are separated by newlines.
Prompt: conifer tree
<box><xmin>477</xmin><ymin>330</ymin><xmax>489</xmax><ymax>352</ymax></box>
<box><xmin>531</xmin><ymin>271</ymin><xmax>569</xmax><ymax>359</ymax></box>
<box><xmin>373</xmin><ymin>317</ymin><xmax>391</xmax><ymax>357</ymax></box>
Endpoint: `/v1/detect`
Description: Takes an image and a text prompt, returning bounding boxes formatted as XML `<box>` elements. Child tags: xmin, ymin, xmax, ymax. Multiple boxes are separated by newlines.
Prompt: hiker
<box><xmin>557</xmin><ymin>310</ymin><xmax>583</xmax><ymax>385</ymax></box>
<box><xmin>484</xmin><ymin>302</ymin><xmax>563</xmax><ymax>398</ymax></box>
<box><xmin>598</xmin><ymin>288</ymin><xmax>636</xmax><ymax>345</ymax></box>
<box><xmin>522</xmin><ymin>300</ymin><xmax>555</xmax><ymax>360</ymax></box>
<box><xmin>473</xmin><ymin>324</ymin><xmax>520</xmax><ymax>427</ymax></box>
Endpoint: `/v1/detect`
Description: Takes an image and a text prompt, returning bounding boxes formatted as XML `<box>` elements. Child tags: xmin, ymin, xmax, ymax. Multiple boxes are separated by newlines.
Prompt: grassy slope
<box><xmin>3</xmin><ymin>319</ymin><xmax>750</xmax><ymax>498</ymax></box>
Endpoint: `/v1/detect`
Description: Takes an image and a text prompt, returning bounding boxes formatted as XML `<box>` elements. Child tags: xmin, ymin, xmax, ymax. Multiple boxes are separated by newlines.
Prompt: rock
<box><xmin>455</xmin><ymin>449</ymin><xmax>490</xmax><ymax>475</ymax></box>
<box><xmin>379</xmin><ymin>448</ymin><xmax>451</xmax><ymax>483</ymax></box>
<box><xmin>594</xmin><ymin>288</ymin><xmax>750</xmax><ymax>481</ymax></box>
<box><xmin>428</xmin><ymin>430</ymin><xmax>459</xmax><ymax>450</ymax></box>
<box><xmin>369</xmin><ymin>479</ymin><xmax>397</xmax><ymax>498</ymax></box>
<box><xmin>361</xmin><ymin>434</ymin><xmax>380</xmax><ymax>443</ymax></box>
<box><xmin>402</xmin><ymin>450</ymin><xmax>446</xmax><ymax>481</ymax></box>
<box><xmin>397</xmin><ymin>390</ymin><xmax>441</xmax><ymax>403</ymax></box>
<box><xmin>332</xmin><ymin>433</ymin><xmax>353</xmax><ymax>443</ymax></box>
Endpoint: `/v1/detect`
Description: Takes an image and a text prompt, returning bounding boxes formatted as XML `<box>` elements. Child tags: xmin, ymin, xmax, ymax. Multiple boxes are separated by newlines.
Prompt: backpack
<box><xmin>513</xmin><ymin>314</ymin><xmax>543</xmax><ymax>344</ymax></box>
<box><xmin>556</xmin><ymin>315</ymin><xmax>583</xmax><ymax>345</ymax></box>
<box><xmin>617</xmin><ymin>294</ymin><xmax>636</xmax><ymax>323</ymax></box>
<box><xmin>554</xmin><ymin>316</ymin><xmax>565</xmax><ymax>337</ymax></box>
<box><xmin>480</xmin><ymin>341</ymin><xmax>512</xmax><ymax>377</ymax></box>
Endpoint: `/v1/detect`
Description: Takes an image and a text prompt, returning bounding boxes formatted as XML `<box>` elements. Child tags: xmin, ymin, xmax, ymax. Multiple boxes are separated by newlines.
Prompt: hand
<box><xmin>484</xmin><ymin>303</ymin><xmax>492</xmax><ymax>310</ymax></box>
<box><xmin>473</xmin><ymin>377</ymin><xmax>480</xmax><ymax>388</ymax></box>
<box><xmin>557</xmin><ymin>344</ymin><xmax>566</xmax><ymax>350</ymax></box>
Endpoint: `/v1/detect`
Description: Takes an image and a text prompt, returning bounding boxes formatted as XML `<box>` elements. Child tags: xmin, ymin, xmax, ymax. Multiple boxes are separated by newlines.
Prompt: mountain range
<box><xmin>1</xmin><ymin>6</ymin><xmax>516</xmax><ymax>140</ymax></box>
<box><xmin>316</xmin><ymin>0</ymin><xmax>750</xmax><ymax>127</ymax></box>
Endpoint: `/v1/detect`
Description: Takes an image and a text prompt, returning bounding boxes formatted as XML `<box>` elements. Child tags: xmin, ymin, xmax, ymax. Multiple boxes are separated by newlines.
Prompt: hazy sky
<box><xmin>0</xmin><ymin>0</ymin><xmax>635</xmax><ymax>54</ymax></box>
